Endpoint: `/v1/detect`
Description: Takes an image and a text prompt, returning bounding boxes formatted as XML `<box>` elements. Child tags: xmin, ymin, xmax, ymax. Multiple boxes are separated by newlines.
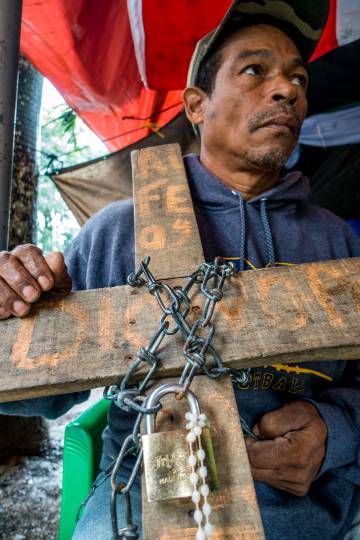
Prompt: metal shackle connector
<box><xmin>145</xmin><ymin>383</ymin><xmax>201</xmax><ymax>435</ymax></box>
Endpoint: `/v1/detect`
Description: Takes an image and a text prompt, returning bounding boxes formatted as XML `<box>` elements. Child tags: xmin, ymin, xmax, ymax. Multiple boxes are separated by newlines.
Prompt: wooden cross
<box><xmin>1</xmin><ymin>143</ymin><xmax>360</xmax><ymax>538</ymax></box>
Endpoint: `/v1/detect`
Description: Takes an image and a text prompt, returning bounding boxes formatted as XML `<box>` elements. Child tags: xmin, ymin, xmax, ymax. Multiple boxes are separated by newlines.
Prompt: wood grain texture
<box><xmin>1</xmin><ymin>257</ymin><xmax>360</xmax><ymax>403</ymax></box>
<box><xmin>134</xmin><ymin>144</ymin><xmax>261</xmax><ymax>537</ymax></box>
<box><xmin>132</xmin><ymin>143</ymin><xmax>204</xmax><ymax>279</ymax></box>
<box><xmin>142</xmin><ymin>377</ymin><xmax>265</xmax><ymax>540</ymax></box>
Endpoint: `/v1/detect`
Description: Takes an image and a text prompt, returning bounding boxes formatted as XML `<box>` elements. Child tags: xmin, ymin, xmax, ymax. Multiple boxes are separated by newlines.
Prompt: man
<box><xmin>1</xmin><ymin>1</ymin><xmax>360</xmax><ymax>538</ymax></box>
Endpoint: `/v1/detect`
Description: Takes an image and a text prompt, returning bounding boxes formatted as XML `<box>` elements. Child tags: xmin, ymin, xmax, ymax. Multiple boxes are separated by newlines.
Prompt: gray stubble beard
<box><xmin>244</xmin><ymin>147</ymin><xmax>290</xmax><ymax>172</ymax></box>
<box><xmin>246</xmin><ymin>105</ymin><xmax>300</xmax><ymax>171</ymax></box>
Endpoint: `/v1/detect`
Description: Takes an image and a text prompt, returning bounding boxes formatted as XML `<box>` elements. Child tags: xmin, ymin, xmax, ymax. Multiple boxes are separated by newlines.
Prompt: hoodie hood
<box><xmin>183</xmin><ymin>153</ymin><xmax>359</xmax><ymax>273</ymax></box>
<box><xmin>184</xmin><ymin>153</ymin><xmax>311</xmax><ymax>210</ymax></box>
<box><xmin>184</xmin><ymin>154</ymin><xmax>313</xmax><ymax>270</ymax></box>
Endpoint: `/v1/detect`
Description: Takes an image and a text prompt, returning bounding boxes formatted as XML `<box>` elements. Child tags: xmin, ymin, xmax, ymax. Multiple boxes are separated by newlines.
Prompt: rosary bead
<box><xmin>202</xmin><ymin>502</ymin><xmax>212</xmax><ymax>516</ymax></box>
<box><xmin>188</xmin><ymin>454</ymin><xmax>197</xmax><ymax>467</ymax></box>
<box><xmin>199</xmin><ymin>465</ymin><xmax>207</xmax><ymax>479</ymax></box>
<box><xmin>185</xmin><ymin>412</ymin><xmax>213</xmax><ymax>536</ymax></box>
<box><xmin>200</xmin><ymin>484</ymin><xmax>210</xmax><ymax>497</ymax></box>
<box><xmin>190</xmin><ymin>472</ymin><xmax>199</xmax><ymax>485</ymax></box>
<box><xmin>197</xmin><ymin>416</ymin><xmax>207</xmax><ymax>428</ymax></box>
<box><xmin>194</xmin><ymin>509</ymin><xmax>203</xmax><ymax>524</ymax></box>
<box><xmin>196</xmin><ymin>528</ymin><xmax>206</xmax><ymax>540</ymax></box>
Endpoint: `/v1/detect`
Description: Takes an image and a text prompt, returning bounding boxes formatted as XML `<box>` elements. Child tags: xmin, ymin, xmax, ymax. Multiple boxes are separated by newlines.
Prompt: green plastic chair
<box><xmin>59</xmin><ymin>398</ymin><xmax>111</xmax><ymax>540</ymax></box>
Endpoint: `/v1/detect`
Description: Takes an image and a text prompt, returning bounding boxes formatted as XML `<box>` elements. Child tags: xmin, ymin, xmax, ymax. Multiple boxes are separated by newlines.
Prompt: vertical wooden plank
<box><xmin>132</xmin><ymin>143</ymin><xmax>204</xmax><ymax>279</ymax></box>
<box><xmin>132</xmin><ymin>143</ymin><xmax>263</xmax><ymax>539</ymax></box>
<box><xmin>142</xmin><ymin>377</ymin><xmax>265</xmax><ymax>539</ymax></box>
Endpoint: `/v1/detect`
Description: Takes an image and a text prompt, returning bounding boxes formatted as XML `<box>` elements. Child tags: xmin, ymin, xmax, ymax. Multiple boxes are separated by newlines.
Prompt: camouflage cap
<box><xmin>187</xmin><ymin>0</ymin><xmax>329</xmax><ymax>88</ymax></box>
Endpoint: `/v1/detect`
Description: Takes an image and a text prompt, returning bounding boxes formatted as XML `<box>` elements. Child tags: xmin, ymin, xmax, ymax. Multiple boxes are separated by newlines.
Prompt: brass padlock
<box><xmin>142</xmin><ymin>383</ymin><xmax>217</xmax><ymax>502</ymax></box>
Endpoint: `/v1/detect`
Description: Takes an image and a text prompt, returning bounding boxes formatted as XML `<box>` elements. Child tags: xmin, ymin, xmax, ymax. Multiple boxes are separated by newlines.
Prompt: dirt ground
<box><xmin>0</xmin><ymin>389</ymin><xmax>103</xmax><ymax>540</ymax></box>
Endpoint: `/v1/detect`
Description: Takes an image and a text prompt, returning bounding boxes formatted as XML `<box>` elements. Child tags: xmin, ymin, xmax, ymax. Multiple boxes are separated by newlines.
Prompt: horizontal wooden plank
<box><xmin>0</xmin><ymin>257</ymin><xmax>360</xmax><ymax>402</ymax></box>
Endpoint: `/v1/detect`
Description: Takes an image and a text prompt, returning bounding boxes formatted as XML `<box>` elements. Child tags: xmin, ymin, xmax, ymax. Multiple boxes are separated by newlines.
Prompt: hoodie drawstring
<box><xmin>236</xmin><ymin>192</ymin><xmax>247</xmax><ymax>271</ymax></box>
<box><xmin>260</xmin><ymin>198</ymin><xmax>276</xmax><ymax>267</ymax></box>
<box><xmin>234</xmin><ymin>192</ymin><xmax>276</xmax><ymax>269</ymax></box>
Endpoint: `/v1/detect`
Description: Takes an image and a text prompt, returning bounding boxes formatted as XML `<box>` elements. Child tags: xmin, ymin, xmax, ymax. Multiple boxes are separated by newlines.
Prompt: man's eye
<box><xmin>242</xmin><ymin>65</ymin><xmax>262</xmax><ymax>76</ymax></box>
<box><xmin>292</xmin><ymin>74</ymin><xmax>307</xmax><ymax>87</ymax></box>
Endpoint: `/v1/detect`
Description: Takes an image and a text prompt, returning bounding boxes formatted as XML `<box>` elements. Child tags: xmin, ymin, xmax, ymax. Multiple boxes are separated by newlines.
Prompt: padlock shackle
<box><xmin>145</xmin><ymin>383</ymin><xmax>201</xmax><ymax>434</ymax></box>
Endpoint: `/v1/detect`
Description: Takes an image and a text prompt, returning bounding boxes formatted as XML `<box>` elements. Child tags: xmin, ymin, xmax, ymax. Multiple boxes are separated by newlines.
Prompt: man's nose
<box><xmin>269</xmin><ymin>77</ymin><xmax>298</xmax><ymax>106</ymax></box>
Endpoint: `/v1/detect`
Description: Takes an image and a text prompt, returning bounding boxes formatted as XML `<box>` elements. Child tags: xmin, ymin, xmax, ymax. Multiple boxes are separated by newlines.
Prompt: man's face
<box><xmin>196</xmin><ymin>24</ymin><xmax>309</xmax><ymax>172</ymax></box>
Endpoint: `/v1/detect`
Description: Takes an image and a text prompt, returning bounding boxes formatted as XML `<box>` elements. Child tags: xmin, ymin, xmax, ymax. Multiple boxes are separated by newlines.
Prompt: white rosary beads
<box><xmin>186</xmin><ymin>411</ymin><xmax>213</xmax><ymax>540</ymax></box>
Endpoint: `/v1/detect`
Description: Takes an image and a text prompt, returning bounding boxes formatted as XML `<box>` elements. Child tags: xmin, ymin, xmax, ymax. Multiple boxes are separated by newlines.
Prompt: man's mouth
<box><xmin>260</xmin><ymin>114</ymin><xmax>299</xmax><ymax>136</ymax></box>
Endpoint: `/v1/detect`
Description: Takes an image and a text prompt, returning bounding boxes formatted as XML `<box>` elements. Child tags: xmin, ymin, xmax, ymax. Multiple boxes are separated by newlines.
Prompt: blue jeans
<box><xmin>72</xmin><ymin>466</ymin><xmax>142</xmax><ymax>540</ymax></box>
<box><xmin>72</xmin><ymin>467</ymin><xmax>360</xmax><ymax>540</ymax></box>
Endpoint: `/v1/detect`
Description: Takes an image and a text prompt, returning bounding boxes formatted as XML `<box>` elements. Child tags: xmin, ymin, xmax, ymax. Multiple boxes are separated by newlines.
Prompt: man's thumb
<box><xmin>45</xmin><ymin>252</ymin><xmax>72</xmax><ymax>291</ymax></box>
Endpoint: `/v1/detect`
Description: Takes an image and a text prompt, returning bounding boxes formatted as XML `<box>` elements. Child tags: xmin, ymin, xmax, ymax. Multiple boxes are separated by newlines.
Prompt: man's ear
<box><xmin>182</xmin><ymin>86</ymin><xmax>207</xmax><ymax>128</ymax></box>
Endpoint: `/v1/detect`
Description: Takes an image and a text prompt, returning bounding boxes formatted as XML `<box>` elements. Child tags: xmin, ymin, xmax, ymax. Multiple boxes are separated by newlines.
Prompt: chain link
<box><xmin>106</xmin><ymin>256</ymin><xmax>253</xmax><ymax>539</ymax></box>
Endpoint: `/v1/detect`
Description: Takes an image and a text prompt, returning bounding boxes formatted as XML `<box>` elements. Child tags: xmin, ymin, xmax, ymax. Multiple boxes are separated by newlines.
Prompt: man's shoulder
<box><xmin>301</xmin><ymin>201</ymin><xmax>360</xmax><ymax>256</ymax></box>
<box><xmin>303</xmin><ymin>201</ymin><xmax>353</xmax><ymax>231</ymax></box>
<box><xmin>303</xmin><ymin>202</ymin><xmax>346</xmax><ymax>224</ymax></box>
<box><xmin>85</xmin><ymin>199</ymin><xmax>134</xmax><ymax>230</ymax></box>
<box><xmin>66</xmin><ymin>199</ymin><xmax>135</xmax><ymax>289</ymax></box>
<box><xmin>67</xmin><ymin>199</ymin><xmax>134</xmax><ymax>261</ymax></box>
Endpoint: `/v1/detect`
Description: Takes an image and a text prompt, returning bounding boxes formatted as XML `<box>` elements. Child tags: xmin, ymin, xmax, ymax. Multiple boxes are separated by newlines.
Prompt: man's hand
<box><xmin>0</xmin><ymin>244</ymin><xmax>72</xmax><ymax>319</ymax></box>
<box><xmin>245</xmin><ymin>401</ymin><xmax>327</xmax><ymax>497</ymax></box>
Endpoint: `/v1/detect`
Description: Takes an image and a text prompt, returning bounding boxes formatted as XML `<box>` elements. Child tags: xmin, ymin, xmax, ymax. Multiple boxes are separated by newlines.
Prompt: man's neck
<box><xmin>200</xmin><ymin>149</ymin><xmax>280</xmax><ymax>202</ymax></box>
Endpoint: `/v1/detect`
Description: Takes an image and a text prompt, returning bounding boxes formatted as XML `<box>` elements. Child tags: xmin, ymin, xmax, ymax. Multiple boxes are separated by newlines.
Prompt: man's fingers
<box><xmin>251</xmin><ymin>461</ymin><xmax>315</xmax><ymax>485</ymax></box>
<box><xmin>0</xmin><ymin>306</ymin><xmax>11</xmax><ymax>319</ymax></box>
<box><xmin>0</xmin><ymin>246</ymin><xmax>71</xmax><ymax>320</ymax></box>
<box><xmin>12</xmin><ymin>244</ymin><xmax>54</xmax><ymax>291</ymax></box>
<box><xmin>246</xmin><ymin>433</ymin><xmax>314</xmax><ymax>469</ymax></box>
<box><xmin>246</xmin><ymin>403</ymin><xmax>327</xmax><ymax>496</ymax></box>
<box><xmin>252</xmin><ymin>470</ymin><xmax>310</xmax><ymax>497</ymax></box>
<box><xmin>0</xmin><ymin>251</ymin><xmax>41</xmax><ymax>303</ymax></box>
<box><xmin>246</xmin><ymin>437</ymin><xmax>291</xmax><ymax>469</ymax></box>
<box><xmin>246</xmin><ymin>426</ymin><xmax>326</xmax><ymax>496</ymax></box>
<box><xmin>253</xmin><ymin>401</ymin><xmax>317</xmax><ymax>439</ymax></box>
<box><xmin>12</xmin><ymin>247</ymin><xmax>71</xmax><ymax>292</ymax></box>
<box><xmin>0</xmin><ymin>276</ymin><xmax>31</xmax><ymax>318</ymax></box>
<box><xmin>252</xmin><ymin>466</ymin><xmax>299</xmax><ymax>484</ymax></box>
<box><xmin>45</xmin><ymin>252</ymin><xmax>72</xmax><ymax>291</ymax></box>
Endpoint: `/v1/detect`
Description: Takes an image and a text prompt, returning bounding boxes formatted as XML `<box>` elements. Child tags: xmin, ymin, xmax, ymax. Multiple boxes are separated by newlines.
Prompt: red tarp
<box><xmin>21</xmin><ymin>0</ymin><xmax>360</xmax><ymax>151</ymax></box>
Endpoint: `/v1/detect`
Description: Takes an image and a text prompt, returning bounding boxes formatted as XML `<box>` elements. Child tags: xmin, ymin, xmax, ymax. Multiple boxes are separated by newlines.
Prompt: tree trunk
<box><xmin>8</xmin><ymin>55</ymin><xmax>43</xmax><ymax>249</ymax></box>
<box><xmin>0</xmin><ymin>55</ymin><xmax>48</xmax><ymax>458</ymax></box>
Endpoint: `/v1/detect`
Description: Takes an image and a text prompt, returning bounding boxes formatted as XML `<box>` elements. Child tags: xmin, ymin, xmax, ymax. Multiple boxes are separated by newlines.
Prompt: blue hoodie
<box><xmin>2</xmin><ymin>154</ymin><xmax>360</xmax><ymax>540</ymax></box>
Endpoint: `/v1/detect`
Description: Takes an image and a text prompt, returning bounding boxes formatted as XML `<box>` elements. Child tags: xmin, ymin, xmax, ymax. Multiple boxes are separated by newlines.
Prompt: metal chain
<box><xmin>105</xmin><ymin>256</ymin><xmax>253</xmax><ymax>539</ymax></box>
